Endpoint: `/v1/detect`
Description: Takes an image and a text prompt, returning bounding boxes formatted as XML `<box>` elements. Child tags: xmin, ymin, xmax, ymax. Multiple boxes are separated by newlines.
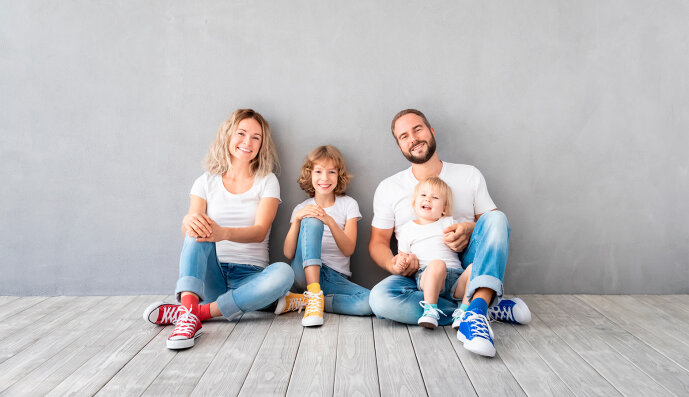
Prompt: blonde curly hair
<box><xmin>413</xmin><ymin>177</ymin><xmax>454</xmax><ymax>215</ymax></box>
<box><xmin>298</xmin><ymin>145</ymin><xmax>352</xmax><ymax>197</ymax></box>
<box><xmin>203</xmin><ymin>109</ymin><xmax>279</xmax><ymax>177</ymax></box>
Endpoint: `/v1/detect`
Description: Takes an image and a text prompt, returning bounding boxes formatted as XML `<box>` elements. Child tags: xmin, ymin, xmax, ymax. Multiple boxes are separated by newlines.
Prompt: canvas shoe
<box><xmin>166</xmin><ymin>306</ymin><xmax>202</xmax><ymax>350</ymax></box>
<box><xmin>488</xmin><ymin>297</ymin><xmax>532</xmax><ymax>325</ymax></box>
<box><xmin>143</xmin><ymin>301</ymin><xmax>181</xmax><ymax>325</ymax></box>
<box><xmin>302</xmin><ymin>290</ymin><xmax>324</xmax><ymax>327</ymax></box>
<box><xmin>457</xmin><ymin>311</ymin><xmax>496</xmax><ymax>357</ymax></box>
<box><xmin>417</xmin><ymin>301</ymin><xmax>446</xmax><ymax>329</ymax></box>
<box><xmin>451</xmin><ymin>308</ymin><xmax>465</xmax><ymax>329</ymax></box>
<box><xmin>274</xmin><ymin>292</ymin><xmax>307</xmax><ymax>315</ymax></box>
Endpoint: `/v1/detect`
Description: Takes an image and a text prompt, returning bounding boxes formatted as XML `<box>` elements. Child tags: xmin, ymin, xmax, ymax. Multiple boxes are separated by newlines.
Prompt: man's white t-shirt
<box><xmin>290</xmin><ymin>195</ymin><xmax>362</xmax><ymax>276</ymax></box>
<box><xmin>190</xmin><ymin>171</ymin><xmax>281</xmax><ymax>268</ymax></box>
<box><xmin>372</xmin><ymin>162</ymin><xmax>496</xmax><ymax>242</ymax></box>
<box><xmin>397</xmin><ymin>216</ymin><xmax>462</xmax><ymax>269</ymax></box>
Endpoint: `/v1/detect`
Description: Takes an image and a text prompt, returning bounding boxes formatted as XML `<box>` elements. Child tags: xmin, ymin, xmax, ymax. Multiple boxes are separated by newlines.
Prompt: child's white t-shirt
<box><xmin>190</xmin><ymin>171</ymin><xmax>281</xmax><ymax>268</ymax></box>
<box><xmin>397</xmin><ymin>216</ymin><xmax>462</xmax><ymax>269</ymax></box>
<box><xmin>290</xmin><ymin>195</ymin><xmax>362</xmax><ymax>276</ymax></box>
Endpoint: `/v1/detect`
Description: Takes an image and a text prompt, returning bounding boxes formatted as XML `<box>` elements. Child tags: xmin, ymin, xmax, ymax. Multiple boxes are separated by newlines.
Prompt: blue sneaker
<box><xmin>417</xmin><ymin>301</ymin><xmax>446</xmax><ymax>329</ymax></box>
<box><xmin>488</xmin><ymin>297</ymin><xmax>531</xmax><ymax>325</ymax></box>
<box><xmin>457</xmin><ymin>311</ymin><xmax>496</xmax><ymax>357</ymax></box>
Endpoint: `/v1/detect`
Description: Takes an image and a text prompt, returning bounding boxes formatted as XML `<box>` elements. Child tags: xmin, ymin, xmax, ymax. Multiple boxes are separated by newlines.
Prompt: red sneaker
<box><xmin>167</xmin><ymin>306</ymin><xmax>202</xmax><ymax>350</ymax></box>
<box><xmin>143</xmin><ymin>301</ymin><xmax>181</xmax><ymax>325</ymax></box>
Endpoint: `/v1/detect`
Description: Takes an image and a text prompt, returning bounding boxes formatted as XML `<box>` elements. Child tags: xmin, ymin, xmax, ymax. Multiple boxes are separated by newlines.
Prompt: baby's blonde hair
<box><xmin>413</xmin><ymin>177</ymin><xmax>453</xmax><ymax>216</ymax></box>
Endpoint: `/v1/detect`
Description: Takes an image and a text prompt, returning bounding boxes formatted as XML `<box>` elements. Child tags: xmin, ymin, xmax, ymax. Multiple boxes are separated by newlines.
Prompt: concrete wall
<box><xmin>2</xmin><ymin>0</ymin><xmax>687</xmax><ymax>295</ymax></box>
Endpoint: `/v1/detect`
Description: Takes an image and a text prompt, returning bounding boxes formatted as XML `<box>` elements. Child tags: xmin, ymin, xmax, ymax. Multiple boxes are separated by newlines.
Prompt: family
<box><xmin>142</xmin><ymin>108</ymin><xmax>531</xmax><ymax>358</ymax></box>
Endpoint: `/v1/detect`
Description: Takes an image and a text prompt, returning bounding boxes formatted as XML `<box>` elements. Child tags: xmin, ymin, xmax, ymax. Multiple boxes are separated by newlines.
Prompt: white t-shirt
<box><xmin>290</xmin><ymin>195</ymin><xmax>362</xmax><ymax>276</ymax></box>
<box><xmin>372</xmin><ymin>162</ymin><xmax>496</xmax><ymax>241</ymax></box>
<box><xmin>397</xmin><ymin>216</ymin><xmax>462</xmax><ymax>269</ymax></box>
<box><xmin>190</xmin><ymin>171</ymin><xmax>281</xmax><ymax>267</ymax></box>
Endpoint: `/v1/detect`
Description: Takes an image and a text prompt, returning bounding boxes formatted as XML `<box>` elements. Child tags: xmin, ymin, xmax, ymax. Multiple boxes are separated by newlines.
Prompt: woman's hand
<box><xmin>294</xmin><ymin>204</ymin><xmax>326</xmax><ymax>221</ymax></box>
<box><xmin>195</xmin><ymin>219</ymin><xmax>229</xmax><ymax>242</ymax></box>
<box><xmin>183</xmin><ymin>213</ymin><xmax>213</xmax><ymax>238</ymax></box>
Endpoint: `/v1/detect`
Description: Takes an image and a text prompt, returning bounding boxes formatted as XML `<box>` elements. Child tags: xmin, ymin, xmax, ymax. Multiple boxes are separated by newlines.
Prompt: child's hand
<box><xmin>295</xmin><ymin>204</ymin><xmax>325</xmax><ymax>221</ymax></box>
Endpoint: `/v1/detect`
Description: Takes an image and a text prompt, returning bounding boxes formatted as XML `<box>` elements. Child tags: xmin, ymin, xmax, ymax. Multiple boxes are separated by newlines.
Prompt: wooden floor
<box><xmin>1</xmin><ymin>295</ymin><xmax>689</xmax><ymax>396</ymax></box>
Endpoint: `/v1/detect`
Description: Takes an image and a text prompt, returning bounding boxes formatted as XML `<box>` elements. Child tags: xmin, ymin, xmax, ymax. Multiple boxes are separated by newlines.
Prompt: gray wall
<box><xmin>2</xmin><ymin>0</ymin><xmax>687</xmax><ymax>295</ymax></box>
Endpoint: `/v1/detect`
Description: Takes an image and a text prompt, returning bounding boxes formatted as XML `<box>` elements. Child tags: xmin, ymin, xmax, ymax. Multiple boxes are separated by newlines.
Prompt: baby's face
<box><xmin>413</xmin><ymin>185</ymin><xmax>447</xmax><ymax>221</ymax></box>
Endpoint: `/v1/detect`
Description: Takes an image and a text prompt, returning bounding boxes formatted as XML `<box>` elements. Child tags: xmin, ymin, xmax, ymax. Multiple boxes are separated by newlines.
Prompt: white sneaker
<box><xmin>417</xmin><ymin>301</ymin><xmax>446</xmax><ymax>329</ymax></box>
<box><xmin>451</xmin><ymin>308</ymin><xmax>465</xmax><ymax>329</ymax></box>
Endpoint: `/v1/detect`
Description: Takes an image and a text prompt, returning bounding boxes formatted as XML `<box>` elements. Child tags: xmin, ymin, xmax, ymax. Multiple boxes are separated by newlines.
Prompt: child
<box><xmin>396</xmin><ymin>176</ymin><xmax>469</xmax><ymax>328</ymax></box>
<box><xmin>277</xmin><ymin>145</ymin><xmax>372</xmax><ymax>326</ymax></box>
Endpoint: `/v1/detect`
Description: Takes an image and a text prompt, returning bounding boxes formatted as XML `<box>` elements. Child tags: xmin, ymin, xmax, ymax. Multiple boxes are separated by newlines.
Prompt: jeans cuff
<box><xmin>175</xmin><ymin>276</ymin><xmax>205</xmax><ymax>302</ymax></box>
<box><xmin>216</xmin><ymin>291</ymin><xmax>243</xmax><ymax>321</ymax></box>
<box><xmin>303</xmin><ymin>259</ymin><xmax>322</xmax><ymax>268</ymax></box>
<box><xmin>466</xmin><ymin>275</ymin><xmax>504</xmax><ymax>307</ymax></box>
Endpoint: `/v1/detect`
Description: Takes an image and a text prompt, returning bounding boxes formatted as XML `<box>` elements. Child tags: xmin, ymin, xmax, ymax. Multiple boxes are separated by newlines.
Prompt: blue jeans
<box><xmin>175</xmin><ymin>236</ymin><xmax>294</xmax><ymax>320</ymax></box>
<box><xmin>291</xmin><ymin>218</ymin><xmax>372</xmax><ymax>316</ymax></box>
<box><xmin>369</xmin><ymin>210</ymin><xmax>510</xmax><ymax>326</ymax></box>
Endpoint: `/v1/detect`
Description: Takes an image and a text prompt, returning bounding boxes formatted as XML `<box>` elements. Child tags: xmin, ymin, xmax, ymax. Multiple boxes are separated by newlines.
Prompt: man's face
<box><xmin>392</xmin><ymin>114</ymin><xmax>436</xmax><ymax>164</ymax></box>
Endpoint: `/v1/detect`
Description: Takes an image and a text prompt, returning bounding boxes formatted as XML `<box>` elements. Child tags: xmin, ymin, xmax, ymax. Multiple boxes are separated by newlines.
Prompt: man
<box><xmin>368</xmin><ymin>109</ymin><xmax>530</xmax><ymax>357</ymax></box>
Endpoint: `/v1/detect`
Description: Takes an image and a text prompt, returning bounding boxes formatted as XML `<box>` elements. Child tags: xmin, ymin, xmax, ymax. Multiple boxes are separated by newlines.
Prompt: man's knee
<box><xmin>479</xmin><ymin>210</ymin><xmax>509</xmax><ymax>230</ymax></box>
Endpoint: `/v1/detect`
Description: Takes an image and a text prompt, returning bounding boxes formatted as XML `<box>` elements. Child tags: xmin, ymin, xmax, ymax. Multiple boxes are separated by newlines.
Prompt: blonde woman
<box><xmin>143</xmin><ymin>109</ymin><xmax>293</xmax><ymax>350</ymax></box>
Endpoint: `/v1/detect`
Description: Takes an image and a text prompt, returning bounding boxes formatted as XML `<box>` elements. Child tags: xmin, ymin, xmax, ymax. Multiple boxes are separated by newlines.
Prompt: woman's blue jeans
<box><xmin>291</xmin><ymin>218</ymin><xmax>372</xmax><ymax>316</ymax></box>
<box><xmin>175</xmin><ymin>236</ymin><xmax>294</xmax><ymax>320</ymax></box>
<box><xmin>369</xmin><ymin>210</ymin><xmax>510</xmax><ymax>326</ymax></box>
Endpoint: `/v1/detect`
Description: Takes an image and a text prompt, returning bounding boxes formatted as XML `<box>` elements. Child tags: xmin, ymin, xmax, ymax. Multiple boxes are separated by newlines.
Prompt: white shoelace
<box><xmin>161</xmin><ymin>305</ymin><xmax>181</xmax><ymax>324</ymax></box>
<box><xmin>303</xmin><ymin>291</ymin><xmax>324</xmax><ymax>316</ymax></box>
<box><xmin>419</xmin><ymin>301</ymin><xmax>446</xmax><ymax>320</ymax></box>
<box><xmin>451</xmin><ymin>308</ymin><xmax>464</xmax><ymax>320</ymax></box>
<box><xmin>287</xmin><ymin>295</ymin><xmax>307</xmax><ymax>313</ymax></box>
<box><xmin>463</xmin><ymin>312</ymin><xmax>493</xmax><ymax>339</ymax></box>
<box><xmin>489</xmin><ymin>304</ymin><xmax>514</xmax><ymax>322</ymax></box>
<box><xmin>172</xmin><ymin>306</ymin><xmax>200</xmax><ymax>337</ymax></box>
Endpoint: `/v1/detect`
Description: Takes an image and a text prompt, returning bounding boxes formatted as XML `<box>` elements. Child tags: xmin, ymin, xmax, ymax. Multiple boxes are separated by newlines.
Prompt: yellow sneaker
<box><xmin>274</xmin><ymin>292</ymin><xmax>307</xmax><ymax>315</ymax></box>
<box><xmin>302</xmin><ymin>290</ymin><xmax>324</xmax><ymax>327</ymax></box>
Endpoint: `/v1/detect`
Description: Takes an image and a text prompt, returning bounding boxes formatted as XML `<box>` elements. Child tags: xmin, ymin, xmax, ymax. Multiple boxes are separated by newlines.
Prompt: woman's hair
<box><xmin>298</xmin><ymin>145</ymin><xmax>352</xmax><ymax>197</ymax></box>
<box><xmin>413</xmin><ymin>176</ymin><xmax>454</xmax><ymax>215</ymax></box>
<box><xmin>203</xmin><ymin>109</ymin><xmax>280</xmax><ymax>177</ymax></box>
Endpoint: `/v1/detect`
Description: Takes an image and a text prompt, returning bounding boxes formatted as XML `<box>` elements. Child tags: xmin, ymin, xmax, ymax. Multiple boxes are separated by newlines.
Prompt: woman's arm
<box><xmin>196</xmin><ymin>197</ymin><xmax>280</xmax><ymax>243</ymax></box>
<box><xmin>181</xmin><ymin>195</ymin><xmax>212</xmax><ymax>238</ymax></box>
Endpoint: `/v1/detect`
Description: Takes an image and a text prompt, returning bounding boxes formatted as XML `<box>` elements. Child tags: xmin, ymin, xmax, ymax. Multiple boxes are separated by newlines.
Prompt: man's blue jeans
<box><xmin>175</xmin><ymin>236</ymin><xmax>294</xmax><ymax>320</ymax></box>
<box><xmin>291</xmin><ymin>218</ymin><xmax>372</xmax><ymax>316</ymax></box>
<box><xmin>369</xmin><ymin>210</ymin><xmax>509</xmax><ymax>326</ymax></box>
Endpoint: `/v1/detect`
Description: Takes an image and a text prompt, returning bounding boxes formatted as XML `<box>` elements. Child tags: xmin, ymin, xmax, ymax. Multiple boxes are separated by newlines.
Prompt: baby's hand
<box><xmin>393</xmin><ymin>254</ymin><xmax>409</xmax><ymax>273</ymax></box>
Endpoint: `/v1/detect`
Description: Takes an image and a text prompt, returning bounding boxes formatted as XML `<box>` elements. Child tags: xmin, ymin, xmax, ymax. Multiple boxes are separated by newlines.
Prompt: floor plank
<box><xmin>0</xmin><ymin>296</ymin><xmax>77</xmax><ymax>340</ymax></box>
<box><xmin>492</xmin><ymin>323</ymin><xmax>574</xmax><ymax>396</ymax></box>
<box><xmin>372</xmin><ymin>318</ymin><xmax>427</xmax><ymax>397</ymax></box>
<box><xmin>190</xmin><ymin>311</ymin><xmax>275</xmax><ymax>397</ymax></box>
<box><xmin>286</xmin><ymin>313</ymin><xmax>340</xmax><ymax>397</ymax></box>
<box><xmin>238</xmin><ymin>312</ymin><xmax>303</xmax><ymax>396</ymax></box>
<box><xmin>444</xmin><ymin>326</ymin><xmax>526</xmax><ymax>397</ymax></box>
<box><xmin>0</xmin><ymin>296</ymin><xmax>48</xmax><ymax>319</ymax></box>
<box><xmin>334</xmin><ymin>316</ymin><xmax>379</xmax><ymax>397</ymax></box>
<box><xmin>525</xmin><ymin>296</ymin><xmax>669</xmax><ymax>396</ymax></box>
<box><xmin>408</xmin><ymin>325</ymin><xmax>476</xmax><ymax>397</ymax></box>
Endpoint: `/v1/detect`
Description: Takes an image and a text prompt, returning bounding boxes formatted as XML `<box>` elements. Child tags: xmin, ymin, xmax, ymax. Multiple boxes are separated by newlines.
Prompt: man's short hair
<box><xmin>390</xmin><ymin>109</ymin><xmax>433</xmax><ymax>137</ymax></box>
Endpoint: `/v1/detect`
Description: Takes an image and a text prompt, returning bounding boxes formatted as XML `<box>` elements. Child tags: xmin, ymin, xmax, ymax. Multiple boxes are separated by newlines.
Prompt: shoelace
<box><xmin>171</xmin><ymin>306</ymin><xmax>200</xmax><ymax>337</ymax></box>
<box><xmin>451</xmin><ymin>308</ymin><xmax>464</xmax><ymax>320</ymax></box>
<box><xmin>419</xmin><ymin>301</ymin><xmax>446</xmax><ymax>320</ymax></box>
<box><xmin>488</xmin><ymin>304</ymin><xmax>515</xmax><ymax>322</ymax></box>
<box><xmin>463</xmin><ymin>312</ymin><xmax>493</xmax><ymax>339</ymax></box>
<box><xmin>303</xmin><ymin>291</ymin><xmax>324</xmax><ymax>316</ymax></box>
<box><xmin>161</xmin><ymin>305</ymin><xmax>181</xmax><ymax>324</ymax></box>
<box><xmin>287</xmin><ymin>295</ymin><xmax>307</xmax><ymax>313</ymax></box>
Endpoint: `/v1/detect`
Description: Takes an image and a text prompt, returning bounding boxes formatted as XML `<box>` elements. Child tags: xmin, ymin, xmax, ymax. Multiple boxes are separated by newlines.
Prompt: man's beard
<box><xmin>404</xmin><ymin>136</ymin><xmax>437</xmax><ymax>164</ymax></box>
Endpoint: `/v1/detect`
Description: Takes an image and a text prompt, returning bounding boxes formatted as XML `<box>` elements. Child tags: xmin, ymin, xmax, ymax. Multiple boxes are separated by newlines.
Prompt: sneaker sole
<box><xmin>302</xmin><ymin>317</ymin><xmax>324</xmax><ymax>327</ymax></box>
<box><xmin>166</xmin><ymin>329</ymin><xmax>203</xmax><ymax>350</ymax></box>
<box><xmin>418</xmin><ymin>319</ymin><xmax>438</xmax><ymax>329</ymax></box>
<box><xmin>143</xmin><ymin>301</ymin><xmax>174</xmax><ymax>325</ymax></box>
<box><xmin>274</xmin><ymin>296</ymin><xmax>286</xmax><ymax>315</ymax></box>
<box><xmin>456</xmin><ymin>331</ymin><xmax>496</xmax><ymax>357</ymax></box>
<box><xmin>451</xmin><ymin>319</ymin><xmax>461</xmax><ymax>330</ymax></box>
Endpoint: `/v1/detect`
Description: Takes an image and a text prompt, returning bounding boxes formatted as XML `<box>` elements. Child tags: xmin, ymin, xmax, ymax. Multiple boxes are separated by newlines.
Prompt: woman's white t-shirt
<box><xmin>290</xmin><ymin>195</ymin><xmax>361</xmax><ymax>276</ymax></box>
<box><xmin>190</xmin><ymin>171</ymin><xmax>281</xmax><ymax>267</ymax></box>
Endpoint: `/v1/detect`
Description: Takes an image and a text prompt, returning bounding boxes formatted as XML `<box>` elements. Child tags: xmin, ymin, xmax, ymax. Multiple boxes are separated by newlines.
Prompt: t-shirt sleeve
<box><xmin>371</xmin><ymin>181</ymin><xmax>395</xmax><ymax>229</ymax></box>
<box><xmin>473</xmin><ymin>168</ymin><xmax>497</xmax><ymax>215</ymax></box>
<box><xmin>441</xmin><ymin>216</ymin><xmax>456</xmax><ymax>229</ymax></box>
<box><xmin>189</xmin><ymin>173</ymin><xmax>208</xmax><ymax>200</ymax></box>
<box><xmin>397</xmin><ymin>223</ymin><xmax>410</xmax><ymax>253</ymax></box>
<box><xmin>260</xmin><ymin>173</ymin><xmax>281</xmax><ymax>202</ymax></box>
<box><xmin>346</xmin><ymin>197</ymin><xmax>362</xmax><ymax>221</ymax></box>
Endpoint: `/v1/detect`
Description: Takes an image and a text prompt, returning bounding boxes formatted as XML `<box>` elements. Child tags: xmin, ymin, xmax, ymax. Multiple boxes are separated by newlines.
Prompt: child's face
<box><xmin>413</xmin><ymin>184</ymin><xmax>447</xmax><ymax>221</ymax></box>
<box><xmin>312</xmin><ymin>159</ymin><xmax>338</xmax><ymax>196</ymax></box>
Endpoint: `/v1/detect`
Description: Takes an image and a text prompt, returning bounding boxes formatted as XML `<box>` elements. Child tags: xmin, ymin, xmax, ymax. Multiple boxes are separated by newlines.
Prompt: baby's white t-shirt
<box><xmin>290</xmin><ymin>195</ymin><xmax>361</xmax><ymax>276</ymax></box>
<box><xmin>190</xmin><ymin>171</ymin><xmax>280</xmax><ymax>267</ymax></box>
<box><xmin>397</xmin><ymin>216</ymin><xmax>462</xmax><ymax>269</ymax></box>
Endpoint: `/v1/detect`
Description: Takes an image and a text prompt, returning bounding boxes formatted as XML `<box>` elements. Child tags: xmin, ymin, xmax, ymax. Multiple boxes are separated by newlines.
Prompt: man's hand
<box><xmin>443</xmin><ymin>222</ymin><xmax>475</xmax><ymax>252</ymax></box>
<box><xmin>391</xmin><ymin>253</ymin><xmax>419</xmax><ymax>276</ymax></box>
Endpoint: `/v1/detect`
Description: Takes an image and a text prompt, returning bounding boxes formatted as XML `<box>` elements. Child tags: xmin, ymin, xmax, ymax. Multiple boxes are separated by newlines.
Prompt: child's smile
<box><xmin>312</xmin><ymin>160</ymin><xmax>338</xmax><ymax>196</ymax></box>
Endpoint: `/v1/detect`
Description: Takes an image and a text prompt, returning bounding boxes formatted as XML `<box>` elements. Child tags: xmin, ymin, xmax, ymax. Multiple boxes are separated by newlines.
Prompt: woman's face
<box><xmin>311</xmin><ymin>159</ymin><xmax>338</xmax><ymax>197</ymax></box>
<box><xmin>228</xmin><ymin>117</ymin><xmax>263</xmax><ymax>163</ymax></box>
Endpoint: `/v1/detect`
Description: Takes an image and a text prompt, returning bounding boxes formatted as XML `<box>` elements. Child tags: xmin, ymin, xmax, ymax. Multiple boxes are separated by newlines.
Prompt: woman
<box><xmin>143</xmin><ymin>109</ymin><xmax>293</xmax><ymax>350</ymax></box>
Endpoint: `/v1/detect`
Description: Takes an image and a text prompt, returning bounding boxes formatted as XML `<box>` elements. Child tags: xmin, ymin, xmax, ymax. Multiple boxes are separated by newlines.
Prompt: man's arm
<box><xmin>369</xmin><ymin>226</ymin><xmax>419</xmax><ymax>276</ymax></box>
